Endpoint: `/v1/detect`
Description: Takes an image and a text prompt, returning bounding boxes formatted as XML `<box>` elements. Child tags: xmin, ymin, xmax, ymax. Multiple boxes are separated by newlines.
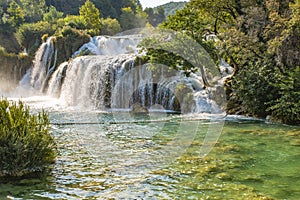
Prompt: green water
<box><xmin>0</xmin><ymin>112</ymin><xmax>299</xmax><ymax>199</ymax></box>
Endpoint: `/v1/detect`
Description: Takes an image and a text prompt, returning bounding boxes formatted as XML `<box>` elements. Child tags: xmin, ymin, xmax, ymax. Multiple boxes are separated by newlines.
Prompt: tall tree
<box><xmin>7</xmin><ymin>0</ymin><xmax>24</xmax><ymax>28</ymax></box>
<box><xmin>101</xmin><ymin>17</ymin><xmax>121</xmax><ymax>35</ymax></box>
<box><xmin>79</xmin><ymin>0</ymin><xmax>101</xmax><ymax>36</ymax></box>
<box><xmin>120</xmin><ymin>7</ymin><xmax>136</xmax><ymax>30</ymax></box>
<box><xmin>43</xmin><ymin>5</ymin><xmax>63</xmax><ymax>24</ymax></box>
<box><xmin>145</xmin><ymin>6</ymin><xmax>166</xmax><ymax>27</ymax></box>
<box><xmin>20</xmin><ymin>0</ymin><xmax>46</xmax><ymax>22</ymax></box>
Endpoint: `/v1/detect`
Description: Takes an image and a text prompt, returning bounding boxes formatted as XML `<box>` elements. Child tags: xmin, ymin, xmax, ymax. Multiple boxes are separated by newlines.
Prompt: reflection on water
<box><xmin>0</xmin><ymin>100</ymin><xmax>299</xmax><ymax>199</ymax></box>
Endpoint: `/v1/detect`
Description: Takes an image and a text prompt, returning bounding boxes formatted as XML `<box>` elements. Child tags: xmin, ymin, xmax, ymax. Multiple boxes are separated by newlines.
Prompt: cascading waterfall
<box><xmin>27</xmin><ymin>34</ymin><xmax>231</xmax><ymax>113</ymax></box>
<box><xmin>58</xmin><ymin>55</ymin><xmax>136</xmax><ymax>109</ymax></box>
<box><xmin>47</xmin><ymin>62</ymin><xmax>68</xmax><ymax>97</ymax></box>
<box><xmin>73</xmin><ymin>35</ymin><xmax>142</xmax><ymax>57</ymax></box>
<box><xmin>30</xmin><ymin>36</ymin><xmax>57</xmax><ymax>92</ymax></box>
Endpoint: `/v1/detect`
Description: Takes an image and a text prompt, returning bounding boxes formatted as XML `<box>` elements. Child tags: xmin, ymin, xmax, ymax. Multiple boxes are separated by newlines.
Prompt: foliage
<box><xmin>43</xmin><ymin>5</ymin><xmax>63</xmax><ymax>25</ymax></box>
<box><xmin>79</xmin><ymin>0</ymin><xmax>101</xmax><ymax>36</ymax></box>
<box><xmin>0</xmin><ymin>99</ymin><xmax>56</xmax><ymax>177</ymax></box>
<box><xmin>120</xmin><ymin>6</ymin><xmax>147</xmax><ymax>31</ymax></box>
<box><xmin>230</xmin><ymin>60</ymin><xmax>279</xmax><ymax>117</ymax></box>
<box><xmin>267</xmin><ymin>67</ymin><xmax>300</xmax><ymax>125</ymax></box>
<box><xmin>15</xmin><ymin>21</ymin><xmax>54</xmax><ymax>54</ymax></box>
<box><xmin>7</xmin><ymin>0</ymin><xmax>24</xmax><ymax>28</ymax></box>
<box><xmin>140</xmin><ymin>3</ymin><xmax>220</xmax><ymax>86</ymax></box>
<box><xmin>0</xmin><ymin>45</ymin><xmax>5</xmax><ymax>54</ymax></box>
<box><xmin>53</xmin><ymin>27</ymin><xmax>90</xmax><ymax>66</ymax></box>
<box><xmin>0</xmin><ymin>0</ymin><xmax>150</xmax><ymax>54</ymax></box>
<box><xmin>145</xmin><ymin>6</ymin><xmax>165</xmax><ymax>27</ymax></box>
<box><xmin>101</xmin><ymin>17</ymin><xmax>121</xmax><ymax>35</ymax></box>
<box><xmin>58</xmin><ymin>15</ymin><xmax>86</xmax><ymax>30</ymax></box>
<box><xmin>139</xmin><ymin>0</ymin><xmax>300</xmax><ymax>124</ymax></box>
<box><xmin>120</xmin><ymin>7</ymin><xmax>136</xmax><ymax>31</ymax></box>
<box><xmin>139</xmin><ymin>29</ymin><xmax>219</xmax><ymax>87</ymax></box>
<box><xmin>20</xmin><ymin>0</ymin><xmax>46</xmax><ymax>22</ymax></box>
<box><xmin>153</xmin><ymin>1</ymin><xmax>187</xmax><ymax>16</ymax></box>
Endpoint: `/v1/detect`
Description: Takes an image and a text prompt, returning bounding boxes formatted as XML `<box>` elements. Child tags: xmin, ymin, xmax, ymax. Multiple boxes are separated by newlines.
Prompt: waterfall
<box><xmin>73</xmin><ymin>35</ymin><xmax>142</xmax><ymax>56</ymax></box>
<box><xmin>58</xmin><ymin>55</ymin><xmax>136</xmax><ymax>109</ymax></box>
<box><xmin>47</xmin><ymin>62</ymin><xmax>68</xmax><ymax>98</ymax></box>
<box><xmin>26</xmin><ymin>34</ymin><xmax>229</xmax><ymax>113</ymax></box>
<box><xmin>30</xmin><ymin>37</ymin><xmax>57</xmax><ymax>92</ymax></box>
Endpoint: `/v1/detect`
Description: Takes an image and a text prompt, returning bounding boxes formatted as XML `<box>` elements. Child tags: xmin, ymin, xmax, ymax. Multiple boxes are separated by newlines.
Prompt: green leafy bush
<box><xmin>0</xmin><ymin>99</ymin><xmax>56</xmax><ymax>177</ymax></box>
<box><xmin>15</xmin><ymin>21</ymin><xmax>54</xmax><ymax>55</ymax></box>
<box><xmin>230</xmin><ymin>61</ymin><xmax>279</xmax><ymax>118</ymax></box>
<box><xmin>267</xmin><ymin>67</ymin><xmax>300</xmax><ymax>125</ymax></box>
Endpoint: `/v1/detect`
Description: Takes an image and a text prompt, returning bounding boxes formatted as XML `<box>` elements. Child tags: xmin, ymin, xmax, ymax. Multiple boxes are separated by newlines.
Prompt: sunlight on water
<box><xmin>0</xmin><ymin>97</ymin><xmax>299</xmax><ymax>199</ymax></box>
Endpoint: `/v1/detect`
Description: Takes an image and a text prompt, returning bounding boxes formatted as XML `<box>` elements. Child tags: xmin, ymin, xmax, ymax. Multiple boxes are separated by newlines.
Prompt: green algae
<box><xmin>150</xmin><ymin>122</ymin><xmax>300</xmax><ymax>199</ymax></box>
<box><xmin>0</xmin><ymin>117</ymin><xmax>299</xmax><ymax>199</ymax></box>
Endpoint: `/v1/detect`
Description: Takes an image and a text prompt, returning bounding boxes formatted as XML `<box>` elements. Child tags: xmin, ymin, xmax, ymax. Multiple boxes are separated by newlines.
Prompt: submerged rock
<box><xmin>131</xmin><ymin>103</ymin><xmax>149</xmax><ymax>114</ymax></box>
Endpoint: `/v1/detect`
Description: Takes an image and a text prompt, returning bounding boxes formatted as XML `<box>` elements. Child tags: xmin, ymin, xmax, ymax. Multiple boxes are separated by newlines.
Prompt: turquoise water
<box><xmin>0</xmin><ymin>110</ymin><xmax>299</xmax><ymax>199</ymax></box>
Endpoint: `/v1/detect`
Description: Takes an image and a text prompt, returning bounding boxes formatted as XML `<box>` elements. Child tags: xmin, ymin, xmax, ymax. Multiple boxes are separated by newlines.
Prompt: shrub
<box><xmin>15</xmin><ymin>21</ymin><xmax>54</xmax><ymax>55</ymax></box>
<box><xmin>0</xmin><ymin>45</ymin><xmax>7</xmax><ymax>55</ymax></box>
<box><xmin>0</xmin><ymin>99</ymin><xmax>56</xmax><ymax>177</ymax></box>
<box><xmin>267</xmin><ymin>66</ymin><xmax>300</xmax><ymax>125</ymax></box>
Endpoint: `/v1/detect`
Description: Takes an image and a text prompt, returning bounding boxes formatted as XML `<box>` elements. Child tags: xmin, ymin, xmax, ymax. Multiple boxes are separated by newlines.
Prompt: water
<box><xmin>23</xmin><ymin>32</ymin><xmax>229</xmax><ymax>114</ymax></box>
<box><xmin>1</xmin><ymin>33</ymin><xmax>298</xmax><ymax>199</ymax></box>
<box><xmin>0</xmin><ymin>97</ymin><xmax>299</xmax><ymax>199</ymax></box>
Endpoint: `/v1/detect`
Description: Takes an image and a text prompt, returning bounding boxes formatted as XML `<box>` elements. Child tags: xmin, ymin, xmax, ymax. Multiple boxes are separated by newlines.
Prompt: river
<box><xmin>0</xmin><ymin>96</ymin><xmax>299</xmax><ymax>199</ymax></box>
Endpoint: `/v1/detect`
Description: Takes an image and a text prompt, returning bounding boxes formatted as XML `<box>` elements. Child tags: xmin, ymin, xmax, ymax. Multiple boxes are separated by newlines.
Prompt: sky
<box><xmin>139</xmin><ymin>0</ymin><xmax>187</xmax><ymax>8</ymax></box>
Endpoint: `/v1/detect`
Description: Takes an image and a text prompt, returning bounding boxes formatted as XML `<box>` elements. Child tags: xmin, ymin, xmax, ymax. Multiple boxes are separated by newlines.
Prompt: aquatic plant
<box><xmin>0</xmin><ymin>99</ymin><xmax>56</xmax><ymax>177</ymax></box>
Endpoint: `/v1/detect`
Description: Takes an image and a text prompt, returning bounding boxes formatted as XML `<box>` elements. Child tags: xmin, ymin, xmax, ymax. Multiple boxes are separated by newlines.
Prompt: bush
<box><xmin>267</xmin><ymin>67</ymin><xmax>300</xmax><ymax>125</ymax></box>
<box><xmin>0</xmin><ymin>99</ymin><xmax>56</xmax><ymax>177</ymax></box>
<box><xmin>15</xmin><ymin>21</ymin><xmax>54</xmax><ymax>55</ymax></box>
<box><xmin>101</xmin><ymin>17</ymin><xmax>121</xmax><ymax>36</ymax></box>
<box><xmin>230</xmin><ymin>61</ymin><xmax>279</xmax><ymax>118</ymax></box>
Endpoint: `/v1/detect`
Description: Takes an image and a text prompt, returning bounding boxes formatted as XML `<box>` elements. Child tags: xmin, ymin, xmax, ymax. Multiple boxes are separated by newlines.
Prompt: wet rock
<box><xmin>131</xmin><ymin>103</ymin><xmax>149</xmax><ymax>114</ymax></box>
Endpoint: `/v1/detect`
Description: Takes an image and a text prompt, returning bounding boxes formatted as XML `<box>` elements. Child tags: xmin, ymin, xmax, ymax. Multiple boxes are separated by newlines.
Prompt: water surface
<box><xmin>0</xmin><ymin>100</ymin><xmax>299</xmax><ymax>199</ymax></box>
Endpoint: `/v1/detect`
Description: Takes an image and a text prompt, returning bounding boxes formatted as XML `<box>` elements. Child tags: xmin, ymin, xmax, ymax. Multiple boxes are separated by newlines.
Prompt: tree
<box><xmin>140</xmin><ymin>1</ymin><xmax>226</xmax><ymax>87</ymax></box>
<box><xmin>79</xmin><ymin>0</ymin><xmax>101</xmax><ymax>35</ymax></box>
<box><xmin>145</xmin><ymin>6</ymin><xmax>166</xmax><ymax>27</ymax></box>
<box><xmin>120</xmin><ymin>7</ymin><xmax>136</xmax><ymax>30</ymax></box>
<box><xmin>15</xmin><ymin>21</ymin><xmax>54</xmax><ymax>54</ymax></box>
<box><xmin>138</xmin><ymin>0</ymin><xmax>300</xmax><ymax>123</ymax></box>
<box><xmin>58</xmin><ymin>15</ymin><xmax>86</xmax><ymax>30</ymax></box>
<box><xmin>101</xmin><ymin>17</ymin><xmax>121</xmax><ymax>35</ymax></box>
<box><xmin>120</xmin><ymin>6</ymin><xmax>147</xmax><ymax>31</ymax></box>
<box><xmin>20</xmin><ymin>0</ymin><xmax>46</xmax><ymax>22</ymax></box>
<box><xmin>43</xmin><ymin>5</ymin><xmax>63</xmax><ymax>24</ymax></box>
<box><xmin>135</xmin><ymin>6</ymin><xmax>147</xmax><ymax>28</ymax></box>
<box><xmin>7</xmin><ymin>0</ymin><xmax>24</xmax><ymax>28</ymax></box>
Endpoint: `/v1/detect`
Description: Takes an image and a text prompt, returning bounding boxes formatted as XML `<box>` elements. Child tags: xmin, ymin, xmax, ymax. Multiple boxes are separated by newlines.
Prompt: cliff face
<box><xmin>0</xmin><ymin>31</ymin><xmax>21</xmax><ymax>54</ymax></box>
<box><xmin>0</xmin><ymin>54</ymin><xmax>32</xmax><ymax>92</ymax></box>
<box><xmin>0</xmin><ymin>29</ymin><xmax>90</xmax><ymax>93</ymax></box>
<box><xmin>55</xmin><ymin>31</ymin><xmax>90</xmax><ymax>65</ymax></box>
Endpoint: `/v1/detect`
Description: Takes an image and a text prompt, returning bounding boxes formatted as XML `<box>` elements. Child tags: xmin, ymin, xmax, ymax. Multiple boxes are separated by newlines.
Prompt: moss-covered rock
<box><xmin>174</xmin><ymin>83</ymin><xmax>194</xmax><ymax>113</ymax></box>
<box><xmin>55</xmin><ymin>27</ymin><xmax>90</xmax><ymax>65</ymax></box>
<box><xmin>0</xmin><ymin>52</ymin><xmax>32</xmax><ymax>92</ymax></box>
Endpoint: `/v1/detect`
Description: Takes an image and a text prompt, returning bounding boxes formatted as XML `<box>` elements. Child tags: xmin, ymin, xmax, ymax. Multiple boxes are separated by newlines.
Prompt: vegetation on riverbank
<box><xmin>0</xmin><ymin>0</ymin><xmax>299</xmax><ymax>125</ymax></box>
<box><xmin>0</xmin><ymin>0</ymin><xmax>173</xmax><ymax>91</ymax></box>
<box><xmin>0</xmin><ymin>99</ymin><xmax>56</xmax><ymax>178</ymax></box>
<box><xmin>0</xmin><ymin>0</ymin><xmax>173</xmax><ymax>56</ymax></box>
<box><xmin>140</xmin><ymin>0</ymin><xmax>300</xmax><ymax>125</ymax></box>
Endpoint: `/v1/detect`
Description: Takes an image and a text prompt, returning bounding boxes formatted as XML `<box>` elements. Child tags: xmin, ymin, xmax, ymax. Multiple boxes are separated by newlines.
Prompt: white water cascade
<box><xmin>26</xmin><ymin>34</ymin><xmax>230</xmax><ymax>113</ymax></box>
<box><xmin>30</xmin><ymin>37</ymin><xmax>57</xmax><ymax>92</ymax></box>
<box><xmin>73</xmin><ymin>35</ymin><xmax>142</xmax><ymax>56</ymax></box>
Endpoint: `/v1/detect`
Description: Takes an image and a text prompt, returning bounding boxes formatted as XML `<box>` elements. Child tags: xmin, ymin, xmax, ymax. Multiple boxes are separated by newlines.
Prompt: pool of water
<box><xmin>0</xmin><ymin>98</ymin><xmax>299</xmax><ymax>199</ymax></box>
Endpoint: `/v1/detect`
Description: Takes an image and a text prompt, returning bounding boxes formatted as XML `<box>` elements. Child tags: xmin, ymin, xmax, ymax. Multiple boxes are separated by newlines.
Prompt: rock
<box><xmin>131</xmin><ymin>103</ymin><xmax>149</xmax><ymax>114</ymax></box>
<box><xmin>188</xmin><ymin>77</ymin><xmax>203</xmax><ymax>91</ymax></box>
